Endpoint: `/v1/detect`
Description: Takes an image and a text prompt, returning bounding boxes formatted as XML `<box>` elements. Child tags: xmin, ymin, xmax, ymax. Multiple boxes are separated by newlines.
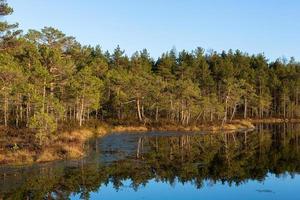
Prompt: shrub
<box><xmin>29</xmin><ymin>112</ymin><xmax>57</xmax><ymax>145</ymax></box>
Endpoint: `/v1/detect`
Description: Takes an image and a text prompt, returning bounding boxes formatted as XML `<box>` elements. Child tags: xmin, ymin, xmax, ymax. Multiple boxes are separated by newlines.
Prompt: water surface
<box><xmin>0</xmin><ymin>123</ymin><xmax>299</xmax><ymax>200</ymax></box>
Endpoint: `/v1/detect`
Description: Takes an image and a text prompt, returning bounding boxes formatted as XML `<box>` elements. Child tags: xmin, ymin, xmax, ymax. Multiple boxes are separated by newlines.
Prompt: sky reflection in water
<box><xmin>71</xmin><ymin>174</ymin><xmax>300</xmax><ymax>200</ymax></box>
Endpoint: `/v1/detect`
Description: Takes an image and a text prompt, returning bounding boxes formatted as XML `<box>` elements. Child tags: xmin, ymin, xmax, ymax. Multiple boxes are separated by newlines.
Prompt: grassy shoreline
<box><xmin>0</xmin><ymin>119</ymin><xmax>298</xmax><ymax>166</ymax></box>
<box><xmin>249</xmin><ymin>118</ymin><xmax>300</xmax><ymax>123</ymax></box>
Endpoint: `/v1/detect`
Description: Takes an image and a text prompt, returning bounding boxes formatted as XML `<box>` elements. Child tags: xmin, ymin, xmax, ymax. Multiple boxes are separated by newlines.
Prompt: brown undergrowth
<box><xmin>3</xmin><ymin>118</ymin><xmax>295</xmax><ymax>165</ymax></box>
<box><xmin>0</xmin><ymin>127</ymin><xmax>107</xmax><ymax>165</ymax></box>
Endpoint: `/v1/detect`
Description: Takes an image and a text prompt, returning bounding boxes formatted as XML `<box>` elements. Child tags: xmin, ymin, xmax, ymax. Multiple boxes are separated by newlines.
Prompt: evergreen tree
<box><xmin>0</xmin><ymin>0</ymin><xmax>299</xmax><ymax>142</ymax></box>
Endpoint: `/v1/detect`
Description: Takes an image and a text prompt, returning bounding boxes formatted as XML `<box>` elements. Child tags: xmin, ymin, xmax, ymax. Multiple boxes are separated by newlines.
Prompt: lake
<box><xmin>0</xmin><ymin>123</ymin><xmax>299</xmax><ymax>200</ymax></box>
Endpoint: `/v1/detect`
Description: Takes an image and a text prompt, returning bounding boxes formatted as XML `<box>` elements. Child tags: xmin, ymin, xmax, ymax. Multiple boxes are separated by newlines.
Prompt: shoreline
<box><xmin>0</xmin><ymin>119</ymin><xmax>299</xmax><ymax>166</ymax></box>
<box><xmin>249</xmin><ymin>118</ymin><xmax>300</xmax><ymax>123</ymax></box>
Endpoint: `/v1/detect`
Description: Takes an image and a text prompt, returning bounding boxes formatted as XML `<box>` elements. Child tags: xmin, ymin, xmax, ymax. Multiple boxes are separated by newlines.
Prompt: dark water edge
<box><xmin>0</xmin><ymin>123</ymin><xmax>299</xmax><ymax>200</ymax></box>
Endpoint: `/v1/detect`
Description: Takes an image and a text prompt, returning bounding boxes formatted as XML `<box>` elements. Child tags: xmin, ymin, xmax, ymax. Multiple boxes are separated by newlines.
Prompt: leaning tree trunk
<box><xmin>230</xmin><ymin>103</ymin><xmax>237</xmax><ymax>122</ymax></box>
<box><xmin>136</xmin><ymin>98</ymin><xmax>143</xmax><ymax>122</ymax></box>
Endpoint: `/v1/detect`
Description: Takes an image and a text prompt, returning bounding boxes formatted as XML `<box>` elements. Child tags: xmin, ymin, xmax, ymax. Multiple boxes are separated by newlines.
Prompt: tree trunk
<box><xmin>141</xmin><ymin>105</ymin><xmax>145</xmax><ymax>119</ymax></box>
<box><xmin>187</xmin><ymin>109</ymin><xmax>191</xmax><ymax>125</ymax></box>
<box><xmin>50</xmin><ymin>82</ymin><xmax>54</xmax><ymax>113</ymax></box>
<box><xmin>244</xmin><ymin>98</ymin><xmax>247</xmax><ymax>119</ymax></box>
<box><xmin>222</xmin><ymin>96</ymin><xmax>229</xmax><ymax>126</ymax></box>
<box><xmin>117</xmin><ymin>106</ymin><xmax>121</xmax><ymax>120</ymax></box>
<box><xmin>73</xmin><ymin>104</ymin><xmax>76</xmax><ymax>120</ymax></box>
<box><xmin>16</xmin><ymin>103</ymin><xmax>19</xmax><ymax>127</ymax></box>
<box><xmin>230</xmin><ymin>103</ymin><xmax>237</xmax><ymax>122</ymax></box>
<box><xmin>170</xmin><ymin>99</ymin><xmax>174</xmax><ymax>121</ymax></box>
<box><xmin>76</xmin><ymin>97</ymin><xmax>81</xmax><ymax>121</ymax></box>
<box><xmin>181</xmin><ymin>100</ymin><xmax>184</xmax><ymax>124</ymax></box>
<box><xmin>4</xmin><ymin>93</ymin><xmax>8</xmax><ymax>126</ymax></box>
<box><xmin>20</xmin><ymin>101</ymin><xmax>23</xmax><ymax>122</ymax></box>
<box><xmin>69</xmin><ymin>107</ymin><xmax>72</xmax><ymax>120</ymax></box>
<box><xmin>79</xmin><ymin>97</ymin><xmax>84</xmax><ymax>126</ymax></box>
<box><xmin>26</xmin><ymin>96</ymin><xmax>30</xmax><ymax>127</ymax></box>
<box><xmin>283</xmin><ymin>93</ymin><xmax>286</xmax><ymax>119</ymax></box>
<box><xmin>136</xmin><ymin>98</ymin><xmax>143</xmax><ymax>122</ymax></box>
<box><xmin>155</xmin><ymin>106</ymin><xmax>159</xmax><ymax>122</ymax></box>
<box><xmin>42</xmin><ymin>78</ymin><xmax>46</xmax><ymax>113</ymax></box>
<box><xmin>259</xmin><ymin>80</ymin><xmax>262</xmax><ymax>119</ymax></box>
<box><xmin>196</xmin><ymin>111</ymin><xmax>202</xmax><ymax>122</ymax></box>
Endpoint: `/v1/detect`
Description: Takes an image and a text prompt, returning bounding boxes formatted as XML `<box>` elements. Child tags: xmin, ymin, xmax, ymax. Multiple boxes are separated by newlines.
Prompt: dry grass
<box><xmin>36</xmin><ymin>149</ymin><xmax>60</xmax><ymax>162</ymax></box>
<box><xmin>249</xmin><ymin>118</ymin><xmax>291</xmax><ymax>123</ymax></box>
<box><xmin>151</xmin><ymin>125</ymin><xmax>178</xmax><ymax>131</ymax></box>
<box><xmin>48</xmin><ymin>129</ymin><xmax>95</xmax><ymax>160</ymax></box>
<box><xmin>35</xmin><ymin>129</ymin><xmax>95</xmax><ymax>163</ymax></box>
<box><xmin>111</xmin><ymin>126</ymin><xmax>148</xmax><ymax>132</ymax></box>
<box><xmin>182</xmin><ymin>126</ymin><xmax>201</xmax><ymax>131</ymax></box>
<box><xmin>0</xmin><ymin>120</ymin><xmax>258</xmax><ymax>165</ymax></box>
<box><xmin>221</xmin><ymin>120</ymin><xmax>255</xmax><ymax>130</ymax></box>
<box><xmin>0</xmin><ymin>128</ymin><xmax>97</xmax><ymax>165</ymax></box>
<box><xmin>59</xmin><ymin>129</ymin><xmax>94</xmax><ymax>143</ymax></box>
<box><xmin>153</xmin><ymin>125</ymin><xmax>201</xmax><ymax>132</ymax></box>
<box><xmin>290</xmin><ymin>119</ymin><xmax>300</xmax><ymax>123</ymax></box>
<box><xmin>96</xmin><ymin>126</ymin><xmax>109</xmax><ymax>136</ymax></box>
<box><xmin>199</xmin><ymin>120</ymin><xmax>255</xmax><ymax>132</ymax></box>
<box><xmin>231</xmin><ymin>120</ymin><xmax>255</xmax><ymax>129</ymax></box>
<box><xmin>62</xmin><ymin>146</ymin><xmax>84</xmax><ymax>158</ymax></box>
<box><xmin>0</xmin><ymin>150</ymin><xmax>35</xmax><ymax>165</ymax></box>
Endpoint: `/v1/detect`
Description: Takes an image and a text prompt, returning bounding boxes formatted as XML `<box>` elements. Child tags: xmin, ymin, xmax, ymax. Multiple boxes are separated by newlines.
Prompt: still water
<box><xmin>0</xmin><ymin>123</ymin><xmax>299</xmax><ymax>200</ymax></box>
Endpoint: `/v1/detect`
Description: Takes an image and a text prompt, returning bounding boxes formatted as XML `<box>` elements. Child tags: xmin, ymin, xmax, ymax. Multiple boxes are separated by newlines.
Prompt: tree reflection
<box><xmin>0</xmin><ymin>124</ymin><xmax>299</xmax><ymax>199</ymax></box>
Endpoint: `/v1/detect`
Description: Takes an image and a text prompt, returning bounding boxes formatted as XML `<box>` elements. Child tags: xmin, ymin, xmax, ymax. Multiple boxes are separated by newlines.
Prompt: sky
<box><xmin>6</xmin><ymin>0</ymin><xmax>300</xmax><ymax>61</ymax></box>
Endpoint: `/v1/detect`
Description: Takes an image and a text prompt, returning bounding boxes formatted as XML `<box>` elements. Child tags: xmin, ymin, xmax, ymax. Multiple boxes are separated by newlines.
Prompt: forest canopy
<box><xmin>0</xmin><ymin>0</ymin><xmax>299</xmax><ymax>138</ymax></box>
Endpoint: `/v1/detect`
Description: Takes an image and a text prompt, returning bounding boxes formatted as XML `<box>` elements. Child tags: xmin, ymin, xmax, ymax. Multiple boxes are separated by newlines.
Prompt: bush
<box><xmin>29</xmin><ymin>112</ymin><xmax>57</xmax><ymax>145</ymax></box>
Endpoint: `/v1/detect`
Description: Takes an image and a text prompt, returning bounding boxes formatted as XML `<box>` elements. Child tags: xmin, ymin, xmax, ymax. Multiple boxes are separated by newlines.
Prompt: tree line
<box><xmin>0</xmin><ymin>1</ymin><xmax>300</xmax><ymax>135</ymax></box>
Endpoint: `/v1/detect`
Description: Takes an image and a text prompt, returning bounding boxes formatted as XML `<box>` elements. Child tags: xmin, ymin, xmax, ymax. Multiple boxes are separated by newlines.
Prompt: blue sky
<box><xmin>7</xmin><ymin>0</ymin><xmax>300</xmax><ymax>60</ymax></box>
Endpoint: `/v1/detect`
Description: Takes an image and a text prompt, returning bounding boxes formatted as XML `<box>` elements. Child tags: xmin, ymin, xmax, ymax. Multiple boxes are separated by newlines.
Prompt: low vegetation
<box><xmin>0</xmin><ymin>119</ymin><xmax>256</xmax><ymax>165</ymax></box>
<box><xmin>0</xmin><ymin>127</ymin><xmax>97</xmax><ymax>165</ymax></box>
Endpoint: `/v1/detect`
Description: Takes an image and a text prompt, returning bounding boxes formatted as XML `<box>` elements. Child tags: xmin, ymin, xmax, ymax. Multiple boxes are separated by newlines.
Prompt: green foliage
<box><xmin>0</xmin><ymin>1</ymin><xmax>299</xmax><ymax>141</ymax></box>
<box><xmin>0</xmin><ymin>0</ymin><xmax>20</xmax><ymax>50</ymax></box>
<box><xmin>72</xmin><ymin>66</ymin><xmax>103</xmax><ymax>110</ymax></box>
<box><xmin>29</xmin><ymin>112</ymin><xmax>57</xmax><ymax>145</ymax></box>
<box><xmin>0</xmin><ymin>53</ymin><xmax>24</xmax><ymax>91</ymax></box>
